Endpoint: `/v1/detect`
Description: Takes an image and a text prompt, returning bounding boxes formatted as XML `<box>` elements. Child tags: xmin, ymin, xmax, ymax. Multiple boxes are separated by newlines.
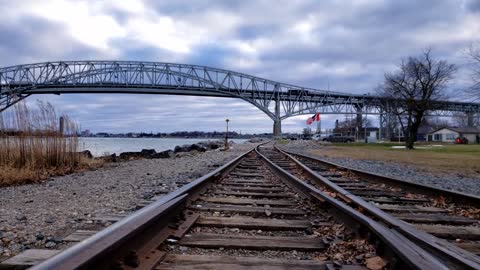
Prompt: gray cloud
<box><xmin>466</xmin><ymin>0</ymin><xmax>480</xmax><ymax>12</ymax></box>
<box><xmin>0</xmin><ymin>16</ymin><xmax>101</xmax><ymax>66</ymax></box>
<box><xmin>1</xmin><ymin>0</ymin><xmax>479</xmax><ymax>133</ymax></box>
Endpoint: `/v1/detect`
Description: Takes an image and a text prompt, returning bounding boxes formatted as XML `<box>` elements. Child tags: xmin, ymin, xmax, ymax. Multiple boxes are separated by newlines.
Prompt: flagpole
<box><xmin>316</xmin><ymin>116</ymin><xmax>321</xmax><ymax>134</ymax></box>
<box><xmin>319</xmin><ymin>116</ymin><xmax>321</xmax><ymax>135</ymax></box>
<box><xmin>225</xmin><ymin>118</ymin><xmax>230</xmax><ymax>150</ymax></box>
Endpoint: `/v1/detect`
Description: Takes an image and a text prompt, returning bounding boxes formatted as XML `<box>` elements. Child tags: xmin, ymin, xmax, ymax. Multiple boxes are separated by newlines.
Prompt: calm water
<box><xmin>79</xmin><ymin>137</ymin><xmax>249</xmax><ymax>156</ymax></box>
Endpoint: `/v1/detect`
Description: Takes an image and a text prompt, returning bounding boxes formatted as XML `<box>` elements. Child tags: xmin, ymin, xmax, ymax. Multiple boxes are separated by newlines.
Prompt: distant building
<box><xmin>81</xmin><ymin>129</ymin><xmax>91</xmax><ymax>137</ymax></box>
<box><xmin>333</xmin><ymin>125</ymin><xmax>380</xmax><ymax>140</ymax></box>
<box><xmin>426</xmin><ymin>127</ymin><xmax>480</xmax><ymax>143</ymax></box>
<box><xmin>95</xmin><ymin>132</ymin><xmax>110</xmax><ymax>137</ymax></box>
<box><xmin>416</xmin><ymin>125</ymin><xmax>436</xmax><ymax>141</ymax></box>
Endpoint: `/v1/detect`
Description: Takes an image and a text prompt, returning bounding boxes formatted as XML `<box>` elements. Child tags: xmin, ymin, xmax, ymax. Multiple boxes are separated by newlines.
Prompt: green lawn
<box><xmin>312</xmin><ymin>143</ymin><xmax>480</xmax><ymax>176</ymax></box>
<box><xmin>332</xmin><ymin>143</ymin><xmax>480</xmax><ymax>155</ymax></box>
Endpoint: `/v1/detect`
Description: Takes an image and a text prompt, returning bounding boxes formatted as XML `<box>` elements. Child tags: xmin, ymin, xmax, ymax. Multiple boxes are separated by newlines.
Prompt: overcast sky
<box><xmin>1</xmin><ymin>0</ymin><xmax>479</xmax><ymax>133</ymax></box>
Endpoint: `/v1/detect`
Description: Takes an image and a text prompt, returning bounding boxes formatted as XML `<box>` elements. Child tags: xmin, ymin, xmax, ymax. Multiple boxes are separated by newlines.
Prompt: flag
<box><xmin>306</xmin><ymin>113</ymin><xmax>320</xmax><ymax>125</ymax></box>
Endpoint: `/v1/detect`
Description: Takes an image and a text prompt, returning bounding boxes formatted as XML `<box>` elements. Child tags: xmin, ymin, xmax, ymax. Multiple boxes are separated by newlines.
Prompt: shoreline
<box><xmin>0</xmin><ymin>139</ymin><xmax>251</xmax><ymax>186</ymax></box>
<box><xmin>78</xmin><ymin>138</ymin><xmax>250</xmax><ymax>157</ymax></box>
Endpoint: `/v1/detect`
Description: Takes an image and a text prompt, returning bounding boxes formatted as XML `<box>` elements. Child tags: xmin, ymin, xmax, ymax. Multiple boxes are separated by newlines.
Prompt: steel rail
<box><xmin>31</xmin><ymin>146</ymin><xmax>257</xmax><ymax>270</ymax></box>
<box><xmin>283</xmin><ymin>148</ymin><xmax>480</xmax><ymax>206</ymax></box>
<box><xmin>255</xmin><ymin>145</ymin><xmax>447</xmax><ymax>270</ymax></box>
<box><xmin>275</xmin><ymin>146</ymin><xmax>480</xmax><ymax>269</ymax></box>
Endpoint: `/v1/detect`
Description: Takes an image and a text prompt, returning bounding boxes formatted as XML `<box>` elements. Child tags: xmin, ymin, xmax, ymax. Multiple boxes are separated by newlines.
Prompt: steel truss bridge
<box><xmin>1</xmin><ymin>61</ymin><xmax>479</xmax><ymax>137</ymax></box>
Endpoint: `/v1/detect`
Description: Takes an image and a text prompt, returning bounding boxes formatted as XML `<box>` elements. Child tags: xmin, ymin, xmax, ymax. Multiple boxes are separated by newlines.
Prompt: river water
<box><xmin>78</xmin><ymin>137</ymin><xmax>249</xmax><ymax>156</ymax></box>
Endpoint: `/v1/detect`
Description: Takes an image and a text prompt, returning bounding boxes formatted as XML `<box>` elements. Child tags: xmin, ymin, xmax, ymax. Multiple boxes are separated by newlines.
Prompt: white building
<box><xmin>426</xmin><ymin>127</ymin><xmax>480</xmax><ymax>143</ymax></box>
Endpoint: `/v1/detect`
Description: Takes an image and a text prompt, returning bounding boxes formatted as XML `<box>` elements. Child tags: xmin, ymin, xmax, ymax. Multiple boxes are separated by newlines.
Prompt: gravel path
<box><xmin>0</xmin><ymin>143</ymin><xmax>254</xmax><ymax>259</ymax></box>
<box><xmin>281</xmin><ymin>141</ymin><xmax>480</xmax><ymax>197</ymax></box>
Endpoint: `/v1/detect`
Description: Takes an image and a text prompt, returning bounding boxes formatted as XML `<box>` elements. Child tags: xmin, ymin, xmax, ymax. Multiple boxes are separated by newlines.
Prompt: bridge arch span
<box><xmin>0</xmin><ymin>61</ymin><xmax>325</xmax><ymax>136</ymax></box>
<box><xmin>1</xmin><ymin>61</ymin><xmax>480</xmax><ymax>137</ymax></box>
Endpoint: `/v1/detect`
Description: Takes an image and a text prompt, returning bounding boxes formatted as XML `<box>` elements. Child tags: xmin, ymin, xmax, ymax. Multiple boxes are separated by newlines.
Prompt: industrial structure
<box><xmin>1</xmin><ymin>61</ymin><xmax>479</xmax><ymax>137</ymax></box>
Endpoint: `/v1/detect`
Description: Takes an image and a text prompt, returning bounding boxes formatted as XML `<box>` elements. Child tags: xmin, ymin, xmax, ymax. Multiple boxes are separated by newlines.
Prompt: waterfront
<box><xmin>79</xmin><ymin>137</ymin><xmax>249</xmax><ymax>156</ymax></box>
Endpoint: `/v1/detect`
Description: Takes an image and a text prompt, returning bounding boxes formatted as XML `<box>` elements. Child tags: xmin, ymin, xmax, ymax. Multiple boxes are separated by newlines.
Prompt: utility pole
<box><xmin>225</xmin><ymin>118</ymin><xmax>230</xmax><ymax>150</ymax></box>
<box><xmin>59</xmin><ymin>116</ymin><xmax>64</xmax><ymax>135</ymax></box>
<box><xmin>364</xmin><ymin>111</ymin><xmax>368</xmax><ymax>143</ymax></box>
<box><xmin>316</xmin><ymin>116</ymin><xmax>321</xmax><ymax>134</ymax></box>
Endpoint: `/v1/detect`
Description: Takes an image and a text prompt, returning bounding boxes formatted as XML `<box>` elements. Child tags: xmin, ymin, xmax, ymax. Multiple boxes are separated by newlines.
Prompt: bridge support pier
<box><xmin>379</xmin><ymin>111</ymin><xmax>393</xmax><ymax>140</ymax></box>
<box><xmin>273</xmin><ymin>118</ymin><xmax>282</xmax><ymax>139</ymax></box>
<box><xmin>467</xmin><ymin>112</ymin><xmax>474</xmax><ymax>127</ymax></box>
<box><xmin>273</xmin><ymin>98</ymin><xmax>282</xmax><ymax>139</ymax></box>
<box><xmin>355</xmin><ymin>105</ymin><xmax>363</xmax><ymax>140</ymax></box>
<box><xmin>379</xmin><ymin>112</ymin><xmax>383</xmax><ymax>140</ymax></box>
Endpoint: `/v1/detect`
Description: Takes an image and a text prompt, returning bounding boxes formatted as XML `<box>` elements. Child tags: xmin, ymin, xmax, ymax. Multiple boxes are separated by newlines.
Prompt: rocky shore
<box><xmin>0</xmin><ymin>141</ymin><xmax>256</xmax><ymax>259</ymax></box>
<box><xmin>79</xmin><ymin>140</ymin><xmax>227</xmax><ymax>162</ymax></box>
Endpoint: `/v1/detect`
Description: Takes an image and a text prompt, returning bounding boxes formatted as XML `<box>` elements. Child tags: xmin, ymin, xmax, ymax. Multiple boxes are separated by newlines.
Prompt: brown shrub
<box><xmin>0</xmin><ymin>100</ymin><xmax>102</xmax><ymax>186</ymax></box>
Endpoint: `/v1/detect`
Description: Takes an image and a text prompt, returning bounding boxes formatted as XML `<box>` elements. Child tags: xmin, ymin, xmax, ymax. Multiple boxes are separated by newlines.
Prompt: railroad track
<box><xmin>11</xmin><ymin>144</ymin><xmax>476</xmax><ymax>269</ymax></box>
<box><xmin>265</xmin><ymin>144</ymin><xmax>480</xmax><ymax>269</ymax></box>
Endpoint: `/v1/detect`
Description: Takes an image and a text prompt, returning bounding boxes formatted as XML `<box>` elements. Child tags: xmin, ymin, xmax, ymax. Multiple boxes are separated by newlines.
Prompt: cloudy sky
<box><xmin>1</xmin><ymin>0</ymin><xmax>479</xmax><ymax>133</ymax></box>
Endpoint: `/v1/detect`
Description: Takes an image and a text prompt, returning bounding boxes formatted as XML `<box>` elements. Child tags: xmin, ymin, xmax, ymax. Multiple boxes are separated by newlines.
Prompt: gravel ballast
<box><xmin>0</xmin><ymin>143</ymin><xmax>254</xmax><ymax>259</ymax></box>
<box><xmin>281</xmin><ymin>141</ymin><xmax>480</xmax><ymax>197</ymax></box>
<box><xmin>317</xmin><ymin>156</ymin><xmax>480</xmax><ymax>195</ymax></box>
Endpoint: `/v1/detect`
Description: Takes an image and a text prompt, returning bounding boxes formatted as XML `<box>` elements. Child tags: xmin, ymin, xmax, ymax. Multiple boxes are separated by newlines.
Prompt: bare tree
<box><xmin>333</xmin><ymin>116</ymin><xmax>372</xmax><ymax>133</ymax></box>
<box><xmin>363</xmin><ymin>116</ymin><xmax>373</xmax><ymax>128</ymax></box>
<box><xmin>452</xmin><ymin>112</ymin><xmax>480</xmax><ymax>127</ymax></box>
<box><xmin>423</xmin><ymin>115</ymin><xmax>451</xmax><ymax>128</ymax></box>
<box><xmin>467</xmin><ymin>43</ymin><xmax>480</xmax><ymax>100</ymax></box>
<box><xmin>378</xmin><ymin>49</ymin><xmax>457</xmax><ymax>149</ymax></box>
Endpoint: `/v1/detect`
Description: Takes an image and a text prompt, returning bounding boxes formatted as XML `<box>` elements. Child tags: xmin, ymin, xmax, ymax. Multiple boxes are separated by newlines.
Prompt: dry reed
<box><xmin>0</xmin><ymin>101</ymin><xmax>98</xmax><ymax>185</ymax></box>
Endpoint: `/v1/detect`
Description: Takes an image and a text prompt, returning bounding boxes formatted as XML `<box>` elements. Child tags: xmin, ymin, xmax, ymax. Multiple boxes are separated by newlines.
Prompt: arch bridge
<box><xmin>1</xmin><ymin>61</ymin><xmax>479</xmax><ymax>137</ymax></box>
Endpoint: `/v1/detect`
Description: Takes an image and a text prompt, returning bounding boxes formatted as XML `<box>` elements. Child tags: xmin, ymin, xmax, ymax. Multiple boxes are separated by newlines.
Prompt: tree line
<box><xmin>84</xmin><ymin>131</ymin><xmax>270</xmax><ymax>139</ymax></box>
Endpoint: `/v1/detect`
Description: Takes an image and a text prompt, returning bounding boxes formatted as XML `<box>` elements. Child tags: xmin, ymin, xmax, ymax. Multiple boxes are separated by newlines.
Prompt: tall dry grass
<box><xmin>0</xmin><ymin>101</ymin><xmax>96</xmax><ymax>185</ymax></box>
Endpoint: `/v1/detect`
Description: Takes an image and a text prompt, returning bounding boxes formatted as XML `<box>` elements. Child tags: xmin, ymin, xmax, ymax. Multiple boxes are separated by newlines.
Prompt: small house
<box><xmin>416</xmin><ymin>125</ymin><xmax>436</xmax><ymax>141</ymax></box>
<box><xmin>426</xmin><ymin>127</ymin><xmax>480</xmax><ymax>144</ymax></box>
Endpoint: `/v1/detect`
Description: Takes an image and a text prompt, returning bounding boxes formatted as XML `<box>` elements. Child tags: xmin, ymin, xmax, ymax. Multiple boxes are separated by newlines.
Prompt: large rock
<box><xmin>198</xmin><ymin>140</ymin><xmax>223</xmax><ymax>150</ymax></box>
<box><xmin>175</xmin><ymin>143</ymin><xmax>208</xmax><ymax>153</ymax></box>
<box><xmin>120</xmin><ymin>149</ymin><xmax>159</xmax><ymax>159</ymax></box>
<box><xmin>208</xmin><ymin>141</ymin><xmax>222</xmax><ymax>150</ymax></box>
<box><xmin>174</xmin><ymin>145</ymin><xmax>190</xmax><ymax>153</ymax></box>
<box><xmin>189</xmin><ymin>143</ymin><xmax>207</xmax><ymax>152</ymax></box>
<box><xmin>140</xmin><ymin>149</ymin><xmax>157</xmax><ymax>158</ymax></box>
<box><xmin>78</xmin><ymin>150</ymin><xmax>93</xmax><ymax>159</ymax></box>
<box><xmin>96</xmin><ymin>153</ymin><xmax>117</xmax><ymax>162</ymax></box>
<box><xmin>153</xmin><ymin>150</ymin><xmax>174</xmax><ymax>159</ymax></box>
<box><xmin>119</xmin><ymin>152</ymin><xmax>143</xmax><ymax>160</ymax></box>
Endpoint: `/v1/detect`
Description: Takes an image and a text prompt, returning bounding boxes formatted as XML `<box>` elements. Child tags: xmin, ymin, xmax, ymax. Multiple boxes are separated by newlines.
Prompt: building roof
<box><xmin>417</xmin><ymin>125</ymin><xmax>436</xmax><ymax>134</ymax></box>
<box><xmin>428</xmin><ymin>126</ymin><xmax>480</xmax><ymax>134</ymax></box>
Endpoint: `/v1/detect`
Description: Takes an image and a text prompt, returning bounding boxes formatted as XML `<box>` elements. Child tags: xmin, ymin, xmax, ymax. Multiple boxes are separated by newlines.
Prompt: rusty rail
<box><xmin>283</xmin><ymin>148</ymin><xmax>480</xmax><ymax>206</ymax></box>
<box><xmin>31</xmin><ymin>147</ymin><xmax>256</xmax><ymax>270</ymax></box>
<box><xmin>275</xmin><ymin>146</ymin><xmax>480</xmax><ymax>269</ymax></box>
<box><xmin>255</xmin><ymin>146</ymin><xmax>447</xmax><ymax>270</ymax></box>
